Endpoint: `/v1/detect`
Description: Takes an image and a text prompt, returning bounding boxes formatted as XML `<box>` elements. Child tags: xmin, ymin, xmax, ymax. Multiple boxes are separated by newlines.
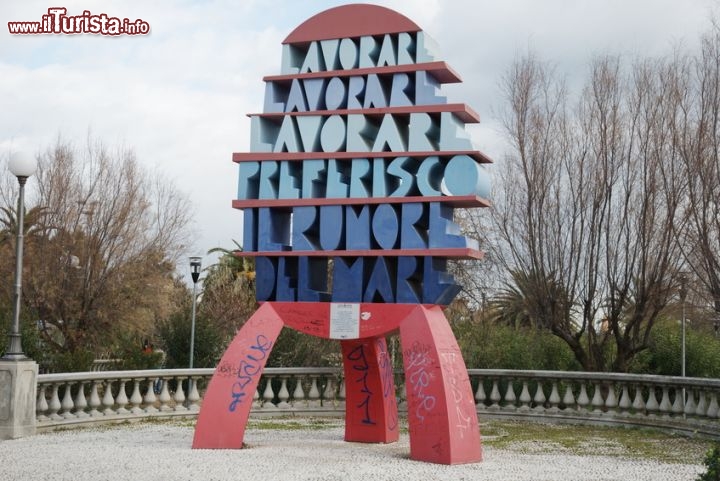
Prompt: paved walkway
<box><xmin>0</xmin><ymin>422</ymin><xmax>704</xmax><ymax>481</ymax></box>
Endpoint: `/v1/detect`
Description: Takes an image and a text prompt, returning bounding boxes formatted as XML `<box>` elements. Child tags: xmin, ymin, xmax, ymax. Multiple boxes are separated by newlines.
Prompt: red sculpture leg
<box><xmin>193</xmin><ymin>303</ymin><xmax>284</xmax><ymax>449</ymax></box>
<box><xmin>341</xmin><ymin>336</ymin><xmax>399</xmax><ymax>444</ymax></box>
<box><xmin>399</xmin><ymin>305</ymin><xmax>482</xmax><ymax>464</ymax></box>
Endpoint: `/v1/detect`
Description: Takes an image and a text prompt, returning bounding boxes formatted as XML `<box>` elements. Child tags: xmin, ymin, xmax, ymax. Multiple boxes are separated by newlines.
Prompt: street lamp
<box><xmin>189</xmin><ymin>256</ymin><xmax>202</xmax><ymax>370</ymax></box>
<box><xmin>2</xmin><ymin>152</ymin><xmax>38</xmax><ymax>361</ymax></box>
<box><xmin>679</xmin><ymin>274</ymin><xmax>688</xmax><ymax>377</ymax></box>
<box><xmin>679</xmin><ymin>273</ymin><xmax>688</xmax><ymax>416</ymax></box>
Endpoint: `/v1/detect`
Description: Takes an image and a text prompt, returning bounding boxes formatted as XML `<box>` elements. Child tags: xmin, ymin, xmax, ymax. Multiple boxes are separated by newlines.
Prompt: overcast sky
<box><xmin>1</xmin><ymin>0</ymin><xmax>715</xmax><ymax>275</ymax></box>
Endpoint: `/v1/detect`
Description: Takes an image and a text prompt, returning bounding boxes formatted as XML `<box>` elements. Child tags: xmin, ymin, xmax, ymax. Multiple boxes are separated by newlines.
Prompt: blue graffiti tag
<box><xmin>228</xmin><ymin>334</ymin><xmax>273</xmax><ymax>412</ymax></box>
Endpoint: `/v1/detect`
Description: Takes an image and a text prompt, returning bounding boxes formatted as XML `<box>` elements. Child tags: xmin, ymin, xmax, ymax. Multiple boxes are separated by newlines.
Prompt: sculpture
<box><xmin>193</xmin><ymin>4</ymin><xmax>492</xmax><ymax>464</ymax></box>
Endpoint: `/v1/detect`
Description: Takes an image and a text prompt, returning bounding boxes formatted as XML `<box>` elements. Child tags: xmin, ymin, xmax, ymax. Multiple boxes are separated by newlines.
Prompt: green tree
<box><xmin>200</xmin><ymin>241</ymin><xmax>257</xmax><ymax>337</ymax></box>
<box><xmin>0</xmin><ymin>137</ymin><xmax>192</xmax><ymax>363</ymax></box>
<box><xmin>158</xmin><ymin>300</ymin><xmax>224</xmax><ymax>370</ymax></box>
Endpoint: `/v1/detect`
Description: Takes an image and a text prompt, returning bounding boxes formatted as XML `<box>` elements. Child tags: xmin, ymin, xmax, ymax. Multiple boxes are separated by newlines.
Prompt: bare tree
<box><xmin>488</xmin><ymin>53</ymin><xmax>684</xmax><ymax>371</ymax></box>
<box><xmin>0</xmin><ymin>137</ymin><xmax>192</xmax><ymax>354</ymax></box>
<box><xmin>674</xmin><ymin>25</ymin><xmax>720</xmax><ymax>322</ymax></box>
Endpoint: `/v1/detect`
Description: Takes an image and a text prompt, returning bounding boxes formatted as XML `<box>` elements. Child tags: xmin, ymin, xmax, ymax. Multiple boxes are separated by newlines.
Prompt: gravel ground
<box><xmin>0</xmin><ymin>422</ymin><xmax>704</xmax><ymax>481</ymax></box>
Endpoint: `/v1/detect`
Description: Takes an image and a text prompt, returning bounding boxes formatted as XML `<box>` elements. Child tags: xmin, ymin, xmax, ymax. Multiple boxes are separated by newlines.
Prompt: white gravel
<box><xmin>0</xmin><ymin>423</ymin><xmax>704</xmax><ymax>481</ymax></box>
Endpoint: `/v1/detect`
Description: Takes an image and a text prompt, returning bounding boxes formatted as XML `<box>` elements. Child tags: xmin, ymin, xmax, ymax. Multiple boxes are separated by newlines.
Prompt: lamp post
<box><xmin>2</xmin><ymin>152</ymin><xmax>38</xmax><ymax>361</ymax></box>
<box><xmin>679</xmin><ymin>273</ymin><xmax>688</xmax><ymax>416</ymax></box>
<box><xmin>0</xmin><ymin>152</ymin><xmax>39</xmax><ymax>439</ymax></box>
<box><xmin>189</xmin><ymin>256</ymin><xmax>202</xmax><ymax>370</ymax></box>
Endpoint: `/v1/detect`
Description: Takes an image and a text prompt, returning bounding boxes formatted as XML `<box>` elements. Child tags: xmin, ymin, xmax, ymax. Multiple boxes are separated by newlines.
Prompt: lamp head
<box><xmin>8</xmin><ymin>151</ymin><xmax>37</xmax><ymax>178</ymax></box>
<box><xmin>679</xmin><ymin>273</ymin><xmax>688</xmax><ymax>302</ymax></box>
<box><xmin>190</xmin><ymin>256</ymin><xmax>202</xmax><ymax>284</ymax></box>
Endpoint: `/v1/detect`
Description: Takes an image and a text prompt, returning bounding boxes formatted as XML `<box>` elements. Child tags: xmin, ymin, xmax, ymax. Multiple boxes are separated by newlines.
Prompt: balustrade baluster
<box><xmin>645</xmin><ymin>386</ymin><xmax>660</xmax><ymax>415</ymax></box>
<box><xmin>291</xmin><ymin>376</ymin><xmax>306</xmax><ymax>408</ymax></box>
<box><xmin>129</xmin><ymin>379</ymin><xmax>143</xmax><ymax>414</ymax></box>
<box><xmin>618</xmin><ymin>385</ymin><xmax>631</xmax><ymax>416</ymax></box>
<box><xmin>561</xmin><ymin>382</ymin><xmax>576</xmax><ymax>411</ymax></box>
<box><xmin>187</xmin><ymin>377</ymin><xmax>201</xmax><ymax>411</ymax></box>
<box><xmin>696</xmin><ymin>390</ymin><xmax>708</xmax><ymax>417</ymax></box>
<box><xmin>174</xmin><ymin>377</ymin><xmax>187</xmax><ymax>412</ymax></box>
<box><xmin>503</xmin><ymin>380</ymin><xmax>516</xmax><ymax>411</ymax></box>
<box><xmin>88</xmin><ymin>380</ymin><xmax>102</xmax><ymax>417</ymax></box>
<box><xmin>144</xmin><ymin>378</ymin><xmax>158</xmax><ymax>413</ymax></box>
<box><xmin>61</xmin><ymin>382</ymin><xmax>76</xmax><ymax>419</ymax></box>
<box><xmin>671</xmin><ymin>386</ymin><xmax>683</xmax><ymax>416</ymax></box>
<box><xmin>102</xmin><ymin>380</ymin><xmax>116</xmax><ymax>416</ymax></box>
<box><xmin>252</xmin><ymin>387</ymin><xmax>261</xmax><ymax>409</ymax></box>
<box><xmin>262</xmin><ymin>376</ymin><xmax>278</xmax><ymax>409</ymax></box>
<box><xmin>475</xmin><ymin>379</ymin><xmax>487</xmax><ymax>408</ymax></box>
<box><xmin>632</xmin><ymin>384</ymin><xmax>646</xmax><ymax>414</ymax></box>
<box><xmin>337</xmin><ymin>378</ymin><xmax>346</xmax><ymax>410</ymax></box>
<box><xmin>604</xmin><ymin>383</ymin><xmax>618</xmax><ymax>415</ymax></box>
<box><xmin>684</xmin><ymin>390</ymin><xmax>696</xmax><ymax>417</ymax></box>
<box><xmin>307</xmin><ymin>375</ymin><xmax>321</xmax><ymax>408</ymax></box>
<box><xmin>277</xmin><ymin>377</ymin><xmax>291</xmax><ymax>409</ymax></box>
<box><xmin>116</xmin><ymin>380</ymin><xmax>129</xmax><ymax>414</ymax></box>
<box><xmin>48</xmin><ymin>383</ymin><xmax>62</xmax><ymax>420</ymax></box>
<box><xmin>532</xmin><ymin>381</ymin><xmax>546</xmax><ymax>410</ymax></box>
<box><xmin>489</xmin><ymin>379</ymin><xmax>501</xmax><ymax>410</ymax></box>
<box><xmin>547</xmin><ymin>381</ymin><xmax>561</xmax><ymax>413</ymax></box>
<box><xmin>518</xmin><ymin>381</ymin><xmax>531</xmax><ymax>412</ymax></box>
<box><xmin>74</xmin><ymin>382</ymin><xmax>89</xmax><ymax>418</ymax></box>
<box><xmin>36</xmin><ymin>384</ymin><xmax>48</xmax><ymax>421</ymax></box>
<box><xmin>576</xmin><ymin>383</ymin><xmax>590</xmax><ymax>412</ymax></box>
<box><xmin>590</xmin><ymin>383</ymin><xmax>604</xmax><ymax>414</ymax></box>
<box><xmin>658</xmin><ymin>387</ymin><xmax>672</xmax><ymax>416</ymax></box>
<box><xmin>322</xmin><ymin>377</ymin><xmax>336</xmax><ymax>408</ymax></box>
<box><xmin>158</xmin><ymin>378</ymin><xmax>172</xmax><ymax>412</ymax></box>
<box><xmin>707</xmin><ymin>392</ymin><xmax>719</xmax><ymax>419</ymax></box>
<box><xmin>605</xmin><ymin>382</ymin><xmax>618</xmax><ymax>414</ymax></box>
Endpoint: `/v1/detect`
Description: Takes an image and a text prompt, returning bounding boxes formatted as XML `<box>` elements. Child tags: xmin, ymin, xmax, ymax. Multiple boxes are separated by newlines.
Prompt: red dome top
<box><xmin>283</xmin><ymin>4</ymin><xmax>421</xmax><ymax>44</ymax></box>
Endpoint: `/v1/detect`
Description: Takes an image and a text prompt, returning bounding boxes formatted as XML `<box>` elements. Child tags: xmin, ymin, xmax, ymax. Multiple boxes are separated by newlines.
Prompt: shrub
<box><xmin>46</xmin><ymin>348</ymin><xmax>95</xmax><ymax>373</ymax></box>
<box><xmin>452</xmin><ymin>321</ymin><xmax>580</xmax><ymax>371</ymax></box>
<box><xmin>630</xmin><ymin>319</ymin><xmax>720</xmax><ymax>378</ymax></box>
<box><xmin>157</xmin><ymin>309</ymin><xmax>224</xmax><ymax>369</ymax></box>
<box><xmin>267</xmin><ymin>328</ymin><xmax>341</xmax><ymax>367</ymax></box>
<box><xmin>0</xmin><ymin>313</ymin><xmax>93</xmax><ymax>372</ymax></box>
<box><xmin>697</xmin><ymin>444</ymin><xmax>720</xmax><ymax>481</ymax></box>
<box><xmin>107</xmin><ymin>331</ymin><xmax>164</xmax><ymax>370</ymax></box>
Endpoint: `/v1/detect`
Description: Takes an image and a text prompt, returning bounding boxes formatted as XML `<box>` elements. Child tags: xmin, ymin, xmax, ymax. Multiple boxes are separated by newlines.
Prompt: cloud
<box><xmin>1</xmin><ymin>0</ymin><xmax>715</xmax><ymax>268</ymax></box>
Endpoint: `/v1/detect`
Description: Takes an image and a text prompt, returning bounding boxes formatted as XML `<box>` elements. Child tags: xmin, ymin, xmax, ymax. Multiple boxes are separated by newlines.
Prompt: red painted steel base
<box><xmin>193</xmin><ymin>303</ymin><xmax>283</xmax><ymax>449</ymax></box>
<box><xmin>341</xmin><ymin>337</ymin><xmax>399</xmax><ymax>443</ymax></box>
<box><xmin>399</xmin><ymin>305</ymin><xmax>482</xmax><ymax>464</ymax></box>
<box><xmin>193</xmin><ymin>302</ymin><xmax>482</xmax><ymax>465</ymax></box>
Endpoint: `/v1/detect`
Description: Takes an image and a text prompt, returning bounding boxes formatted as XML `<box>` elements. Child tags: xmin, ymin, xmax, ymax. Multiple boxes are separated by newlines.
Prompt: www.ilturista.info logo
<box><xmin>8</xmin><ymin>8</ymin><xmax>150</xmax><ymax>35</ymax></box>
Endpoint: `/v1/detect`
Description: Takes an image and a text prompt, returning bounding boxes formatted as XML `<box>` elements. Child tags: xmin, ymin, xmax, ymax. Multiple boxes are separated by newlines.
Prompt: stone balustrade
<box><xmin>470</xmin><ymin>369</ymin><xmax>720</xmax><ymax>437</ymax></box>
<box><xmin>35</xmin><ymin>368</ymin><xmax>342</xmax><ymax>429</ymax></box>
<box><xmin>36</xmin><ymin>368</ymin><xmax>720</xmax><ymax>437</ymax></box>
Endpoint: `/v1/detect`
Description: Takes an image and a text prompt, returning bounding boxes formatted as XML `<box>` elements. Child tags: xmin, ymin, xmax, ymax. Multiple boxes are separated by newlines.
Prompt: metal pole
<box><xmin>2</xmin><ymin>176</ymin><xmax>28</xmax><ymax>360</ymax></box>
<box><xmin>680</xmin><ymin>279</ymin><xmax>687</xmax><ymax>418</ymax></box>
<box><xmin>681</xmin><ymin>298</ymin><xmax>686</xmax><ymax>379</ymax></box>
<box><xmin>189</xmin><ymin>281</ymin><xmax>197</xmax><ymax>370</ymax></box>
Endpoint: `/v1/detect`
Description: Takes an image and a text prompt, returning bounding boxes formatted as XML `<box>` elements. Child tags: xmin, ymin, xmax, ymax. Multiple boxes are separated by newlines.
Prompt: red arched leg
<box><xmin>341</xmin><ymin>336</ymin><xmax>399</xmax><ymax>443</ymax></box>
<box><xmin>399</xmin><ymin>305</ymin><xmax>482</xmax><ymax>464</ymax></box>
<box><xmin>193</xmin><ymin>303</ymin><xmax>284</xmax><ymax>449</ymax></box>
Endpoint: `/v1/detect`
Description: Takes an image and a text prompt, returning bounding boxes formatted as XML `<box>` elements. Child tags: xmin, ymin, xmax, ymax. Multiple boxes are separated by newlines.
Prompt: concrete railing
<box><xmin>36</xmin><ymin>368</ymin><xmax>720</xmax><ymax>437</ymax></box>
<box><xmin>469</xmin><ymin>369</ymin><xmax>720</xmax><ymax>438</ymax></box>
<box><xmin>36</xmin><ymin>367</ymin><xmax>342</xmax><ymax>429</ymax></box>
